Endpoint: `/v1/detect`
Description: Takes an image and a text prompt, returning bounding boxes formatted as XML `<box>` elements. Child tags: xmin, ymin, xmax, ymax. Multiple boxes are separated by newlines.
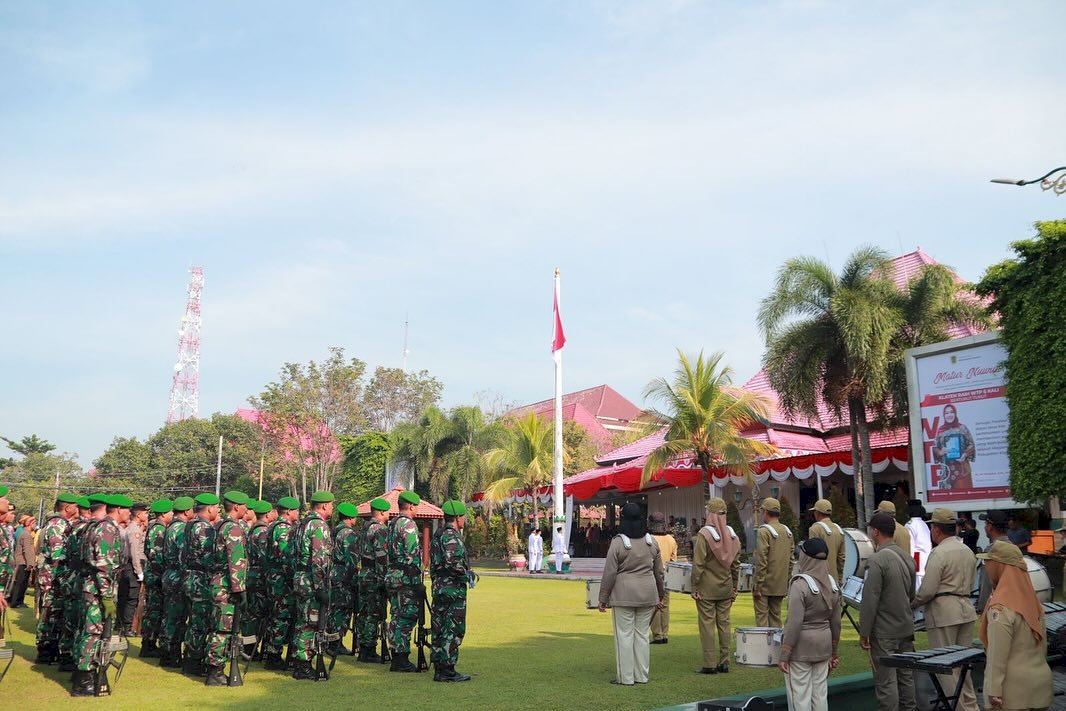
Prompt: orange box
<box><xmin>1029</xmin><ymin>530</ymin><xmax>1055</xmax><ymax>555</ymax></box>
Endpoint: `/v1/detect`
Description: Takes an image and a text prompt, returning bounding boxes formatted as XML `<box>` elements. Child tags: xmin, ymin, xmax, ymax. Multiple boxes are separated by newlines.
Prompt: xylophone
<box><xmin>879</xmin><ymin>645</ymin><xmax>985</xmax><ymax>711</ymax></box>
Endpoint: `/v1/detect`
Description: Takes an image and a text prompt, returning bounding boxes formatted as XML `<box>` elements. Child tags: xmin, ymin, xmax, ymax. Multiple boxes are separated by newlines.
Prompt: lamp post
<box><xmin>990</xmin><ymin>166</ymin><xmax>1066</xmax><ymax>196</ymax></box>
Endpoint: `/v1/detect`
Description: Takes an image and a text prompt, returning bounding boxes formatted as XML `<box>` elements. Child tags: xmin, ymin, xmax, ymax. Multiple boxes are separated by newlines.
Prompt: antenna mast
<box><xmin>166</xmin><ymin>266</ymin><xmax>204</xmax><ymax>423</ymax></box>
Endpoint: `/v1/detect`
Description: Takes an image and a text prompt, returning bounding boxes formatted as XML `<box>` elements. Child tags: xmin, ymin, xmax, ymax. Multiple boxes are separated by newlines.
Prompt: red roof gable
<box><xmin>357</xmin><ymin>486</ymin><xmax>444</xmax><ymax>519</ymax></box>
<box><xmin>509</xmin><ymin>384</ymin><xmax>642</xmax><ymax>424</ymax></box>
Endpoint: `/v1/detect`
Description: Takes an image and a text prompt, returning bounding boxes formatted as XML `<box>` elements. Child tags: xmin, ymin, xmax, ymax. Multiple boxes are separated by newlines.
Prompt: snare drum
<box><xmin>841</xmin><ymin>575</ymin><xmax>864</xmax><ymax>608</ymax></box>
<box><xmin>734</xmin><ymin>627</ymin><xmax>783</xmax><ymax>667</ymax></box>
<box><xmin>973</xmin><ymin>556</ymin><xmax>1054</xmax><ymax>604</ymax></box>
<box><xmin>843</xmin><ymin>528</ymin><xmax>875</xmax><ymax>579</ymax></box>
<box><xmin>586</xmin><ymin>579</ymin><xmax>602</xmax><ymax>609</ymax></box>
<box><xmin>664</xmin><ymin>562</ymin><xmax>693</xmax><ymax>594</ymax></box>
<box><xmin>737</xmin><ymin>563</ymin><xmax>754</xmax><ymax>592</ymax></box>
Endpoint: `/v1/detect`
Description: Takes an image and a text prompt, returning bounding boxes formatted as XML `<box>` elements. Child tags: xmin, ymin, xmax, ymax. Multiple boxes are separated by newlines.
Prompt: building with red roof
<box><xmin>506</xmin><ymin>384</ymin><xmax>644</xmax><ymax>453</ymax></box>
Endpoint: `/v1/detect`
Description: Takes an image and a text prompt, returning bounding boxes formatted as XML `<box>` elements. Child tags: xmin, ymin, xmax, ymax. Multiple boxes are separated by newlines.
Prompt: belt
<box><xmin>933</xmin><ymin>592</ymin><xmax>970</xmax><ymax>599</ymax></box>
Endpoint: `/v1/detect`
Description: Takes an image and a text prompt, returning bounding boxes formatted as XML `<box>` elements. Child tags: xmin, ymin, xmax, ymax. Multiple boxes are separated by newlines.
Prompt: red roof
<box><xmin>357</xmin><ymin>486</ymin><xmax>444</xmax><ymax>519</ymax></box>
<box><xmin>509</xmin><ymin>384</ymin><xmax>643</xmax><ymax>424</ymax></box>
<box><xmin>526</xmin><ymin>402</ymin><xmax>614</xmax><ymax>451</ymax></box>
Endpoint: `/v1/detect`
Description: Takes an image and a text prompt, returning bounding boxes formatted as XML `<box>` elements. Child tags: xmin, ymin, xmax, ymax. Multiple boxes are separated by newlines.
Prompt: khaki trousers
<box><xmin>696</xmin><ymin>597</ymin><xmax>732</xmax><ymax>667</ymax></box>
<box><xmin>649</xmin><ymin>591</ymin><xmax>670</xmax><ymax>640</ymax></box>
<box><xmin>870</xmin><ymin>636</ymin><xmax>918</xmax><ymax>711</ymax></box>
<box><xmin>784</xmin><ymin>659</ymin><xmax>830</xmax><ymax>711</ymax></box>
<box><xmin>612</xmin><ymin>606</ymin><xmax>655</xmax><ymax>684</ymax></box>
<box><xmin>754</xmin><ymin>593</ymin><xmax>784</xmax><ymax>628</ymax></box>
<box><xmin>926</xmin><ymin>621</ymin><xmax>978</xmax><ymax>711</ymax></box>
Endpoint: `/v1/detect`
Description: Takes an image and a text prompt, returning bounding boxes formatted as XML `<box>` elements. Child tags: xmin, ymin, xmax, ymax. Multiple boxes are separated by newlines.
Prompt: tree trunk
<box><xmin>853</xmin><ymin>396</ymin><xmax>875</xmax><ymax>526</ymax></box>
<box><xmin>848</xmin><ymin>399</ymin><xmax>866</xmax><ymax>529</ymax></box>
<box><xmin>532</xmin><ymin>493</ymin><xmax>539</xmax><ymax>529</ymax></box>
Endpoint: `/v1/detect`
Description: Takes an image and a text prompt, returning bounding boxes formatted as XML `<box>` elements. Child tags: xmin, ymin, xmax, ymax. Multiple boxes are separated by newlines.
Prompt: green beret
<box><xmin>370</xmin><ymin>497</ymin><xmax>391</xmax><ymax>512</ymax></box>
<box><xmin>109</xmin><ymin>494</ymin><xmax>133</xmax><ymax>508</ymax></box>
<box><xmin>336</xmin><ymin>502</ymin><xmax>359</xmax><ymax>519</ymax></box>
<box><xmin>195</xmin><ymin>493</ymin><xmax>220</xmax><ymax>506</ymax></box>
<box><xmin>77</xmin><ymin>496</ymin><xmax>91</xmax><ymax>509</ymax></box>
<box><xmin>251</xmin><ymin>500</ymin><xmax>273</xmax><ymax>515</ymax></box>
<box><xmin>88</xmin><ymin>493</ymin><xmax>109</xmax><ymax>505</ymax></box>
<box><xmin>223</xmin><ymin>490</ymin><xmax>248</xmax><ymax>505</ymax></box>
<box><xmin>56</xmin><ymin>492</ymin><xmax>79</xmax><ymax>504</ymax></box>
<box><xmin>172</xmin><ymin>496</ymin><xmax>194</xmax><ymax>512</ymax></box>
<box><xmin>276</xmin><ymin>496</ymin><xmax>300</xmax><ymax>511</ymax></box>
<box><xmin>398</xmin><ymin>490</ymin><xmax>421</xmax><ymax>506</ymax></box>
<box><xmin>151</xmin><ymin>499</ymin><xmax>174</xmax><ymax>514</ymax></box>
<box><xmin>310</xmin><ymin>490</ymin><xmax>335</xmax><ymax>504</ymax></box>
<box><xmin>442</xmin><ymin>500</ymin><xmax>467</xmax><ymax>516</ymax></box>
<box><xmin>0</xmin><ymin>485</ymin><xmax>8</xmax><ymax>497</ymax></box>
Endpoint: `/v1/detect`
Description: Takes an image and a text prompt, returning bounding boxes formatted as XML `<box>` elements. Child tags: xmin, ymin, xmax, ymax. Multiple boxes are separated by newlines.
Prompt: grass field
<box><xmin>2</xmin><ymin>574</ymin><xmax>914</xmax><ymax>710</ymax></box>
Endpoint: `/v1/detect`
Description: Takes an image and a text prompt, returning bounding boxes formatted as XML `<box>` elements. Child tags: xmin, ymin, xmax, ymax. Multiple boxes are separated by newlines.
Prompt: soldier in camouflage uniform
<box><xmin>71</xmin><ymin>494</ymin><xmax>129</xmax><ymax>697</ymax></box>
<box><xmin>182</xmin><ymin>493</ymin><xmax>220</xmax><ymax>676</ymax></box>
<box><xmin>386</xmin><ymin>490</ymin><xmax>423</xmax><ymax>672</ymax></box>
<box><xmin>139</xmin><ymin>499</ymin><xmax>173</xmax><ymax>659</ymax></box>
<box><xmin>262</xmin><ymin>496</ymin><xmax>301</xmax><ymax>670</ymax></box>
<box><xmin>33</xmin><ymin>492</ymin><xmax>80</xmax><ymax>664</ymax></box>
<box><xmin>241</xmin><ymin>500</ymin><xmax>274</xmax><ymax>659</ymax></box>
<box><xmin>430</xmin><ymin>500</ymin><xmax>472</xmax><ymax>682</ymax></box>
<box><xmin>57</xmin><ymin>496</ymin><xmax>97</xmax><ymax>672</ymax></box>
<box><xmin>329</xmin><ymin>501</ymin><xmax>360</xmax><ymax>656</ymax></box>
<box><xmin>159</xmin><ymin>496</ymin><xmax>194</xmax><ymax>668</ymax></box>
<box><xmin>0</xmin><ymin>486</ymin><xmax>12</xmax><ymax>614</ymax></box>
<box><xmin>290</xmin><ymin>491</ymin><xmax>334</xmax><ymax>680</ymax></box>
<box><xmin>204</xmin><ymin>491</ymin><xmax>249</xmax><ymax>686</ymax></box>
<box><xmin>357</xmin><ymin>497</ymin><xmax>390</xmax><ymax>662</ymax></box>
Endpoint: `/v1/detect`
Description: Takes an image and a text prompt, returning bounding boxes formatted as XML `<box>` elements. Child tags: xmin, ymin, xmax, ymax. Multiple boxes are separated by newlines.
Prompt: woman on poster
<box><xmin>932</xmin><ymin>404</ymin><xmax>976</xmax><ymax>490</ymax></box>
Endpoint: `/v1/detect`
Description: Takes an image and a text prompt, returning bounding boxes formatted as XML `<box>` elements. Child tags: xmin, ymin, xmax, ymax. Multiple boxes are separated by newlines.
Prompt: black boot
<box><xmin>357</xmin><ymin>646</ymin><xmax>382</xmax><ymax>663</ymax></box>
<box><xmin>35</xmin><ymin>645</ymin><xmax>57</xmax><ymax>665</ymax></box>
<box><xmin>292</xmin><ymin>659</ymin><xmax>316</xmax><ymax>680</ymax></box>
<box><xmin>182</xmin><ymin>656</ymin><xmax>206</xmax><ymax>677</ymax></box>
<box><xmin>327</xmin><ymin>641</ymin><xmax>350</xmax><ymax>656</ymax></box>
<box><xmin>447</xmin><ymin>664</ymin><xmax>471</xmax><ymax>682</ymax></box>
<box><xmin>140</xmin><ymin>639</ymin><xmax>159</xmax><ymax>658</ymax></box>
<box><xmin>70</xmin><ymin>670</ymin><xmax>95</xmax><ymax>697</ymax></box>
<box><xmin>433</xmin><ymin>663</ymin><xmax>450</xmax><ymax>682</ymax></box>
<box><xmin>263</xmin><ymin>652</ymin><xmax>287</xmax><ymax>671</ymax></box>
<box><xmin>205</xmin><ymin>665</ymin><xmax>227</xmax><ymax>686</ymax></box>
<box><xmin>390</xmin><ymin>652</ymin><xmax>417</xmax><ymax>673</ymax></box>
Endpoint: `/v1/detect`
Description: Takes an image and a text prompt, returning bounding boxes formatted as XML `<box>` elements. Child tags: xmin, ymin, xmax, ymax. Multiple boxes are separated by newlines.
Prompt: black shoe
<box><xmin>650</xmin><ymin>638</ymin><xmax>667</xmax><ymax>645</ymax></box>
<box><xmin>715</xmin><ymin>662</ymin><xmax>729</xmax><ymax>674</ymax></box>
<box><xmin>390</xmin><ymin>652</ymin><xmax>417</xmax><ymax>673</ymax></box>
<box><xmin>327</xmin><ymin>642</ymin><xmax>350</xmax><ymax>657</ymax></box>
<box><xmin>70</xmin><ymin>670</ymin><xmax>95</xmax><ymax>697</ymax></box>
<box><xmin>182</xmin><ymin>658</ymin><xmax>206</xmax><ymax>677</ymax></box>
<box><xmin>205</xmin><ymin>665</ymin><xmax>227</xmax><ymax>686</ymax></box>
<box><xmin>35</xmin><ymin>646</ymin><xmax>57</xmax><ymax>664</ymax></box>
<box><xmin>58</xmin><ymin>658</ymin><xmax>76</xmax><ymax>673</ymax></box>
<box><xmin>357</xmin><ymin>646</ymin><xmax>383</xmax><ymax>663</ymax></box>
<box><xmin>446</xmin><ymin>664</ymin><xmax>471</xmax><ymax>682</ymax></box>
<box><xmin>292</xmin><ymin>660</ymin><xmax>316</xmax><ymax>680</ymax></box>
<box><xmin>140</xmin><ymin>639</ymin><xmax>160</xmax><ymax>658</ymax></box>
<box><xmin>696</xmin><ymin>667</ymin><xmax>718</xmax><ymax>674</ymax></box>
<box><xmin>263</xmin><ymin>653</ymin><xmax>288</xmax><ymax>671</ymax></box>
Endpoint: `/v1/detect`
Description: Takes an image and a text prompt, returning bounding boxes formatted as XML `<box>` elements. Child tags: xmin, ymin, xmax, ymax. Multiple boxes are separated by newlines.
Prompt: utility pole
<box><xmin>402</xmin><ymin>314</ymin><xmax>410</xmax><ymax>373</ymax></box>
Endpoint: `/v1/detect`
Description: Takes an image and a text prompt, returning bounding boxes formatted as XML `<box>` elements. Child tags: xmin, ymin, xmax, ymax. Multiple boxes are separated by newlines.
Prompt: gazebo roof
<box><xmin>357</xmin><ymin>485</ymin><xmax>444</xmax><ymax>519</ymax></box>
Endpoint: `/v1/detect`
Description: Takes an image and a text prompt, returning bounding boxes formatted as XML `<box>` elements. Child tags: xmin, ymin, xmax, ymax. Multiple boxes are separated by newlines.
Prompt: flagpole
<box><xmin>552</xmin><ymin>268</ymin><xmax>565</xmax><ymax>570</ymax></box>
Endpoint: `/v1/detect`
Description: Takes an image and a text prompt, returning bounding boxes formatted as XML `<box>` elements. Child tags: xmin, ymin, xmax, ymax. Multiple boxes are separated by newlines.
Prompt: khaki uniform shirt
<box><xmin>983</xmin><ymin>605</ymin><xmax>1053</xmax><ymax>708</ymax></box>
<box><xmin>893</xmin><ymin>521</ymin><xmax>912</xmax><ymax>560</ymax></box>
<box><xmin>780</xmin><ymin>574</ymin><xmax>842</xmax><ymax>662</ymax></box>
<box><xmin>690</xmin><ymin>528</ymin><xmax>740</xmax><ymax>600</ymax></box>
<box><xmin>599</xmin><ymin>534</ymin><xmax>665</xmax><ymax>608</ymax></box>
<box><xmin>807</xmin><ymin>519</ymin><xmax>846</xmax><ymax>584</ymax></box>
<box><xmin>652</xmin><ymin>533</ymin><xmax>678</xmax><ymax>565</ymax></box>
<box><xmin>858</xmin><ymin>541</ymin><xmax>915</xmax><ymax>640</ymax></box>
<box><xmin>911</xmin><ymin>536</ymin><xmax>977</xmax><ymax>629</ymax></box>
<box><xmin>754</xmin><ymin>521</ymin><xmax>793</xmax><ymax>597</ymax></box>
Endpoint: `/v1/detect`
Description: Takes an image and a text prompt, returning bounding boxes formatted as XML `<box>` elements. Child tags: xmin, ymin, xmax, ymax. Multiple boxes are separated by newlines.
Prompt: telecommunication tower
<box><xmin>166</xmin><ymin>266</ymin><xmax>204</xmax><ymax>423</ymax></box>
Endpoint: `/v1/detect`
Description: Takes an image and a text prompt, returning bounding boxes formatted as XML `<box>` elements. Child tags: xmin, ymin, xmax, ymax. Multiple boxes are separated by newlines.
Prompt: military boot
<box><xmin>140</xmin><ymin>639</ymin><xmax>160</xmax><ymax>658</ymax></box>
<box><xmin>357</xmin><ymin>646</ymin><xmax>382</xmax><ymax>663</ymax></box>
<box><xmin>70</xmin><ymin>670</ymin><xmax>95</xmax><ymax>697</ymax></box>
<box><xmin>447</xmin><ymin>665</ymin><xmax>471</xmax><ymax>682</ymax></box>
<box><xmin>327</xmin><ymin>641</ymin><xmax>350</xmax><ymax>657</ymax></box>
<box><xmin>263</xmin><ymin>652</ymin><xmax>288</xmax><ymax>671</ymax></box>
<box><xmin>291</xmin><ymin>659</ymin><xmax>316</xmax><ymax>680</ymax></box>
<box><xmin>204</xmin><ymin>665</ymin><xmax>227</xmax><ymax>686</ymax></box>
<box><xmin>57</xmin><ymin>656</ymin><xmax>76</xmax><ymax>673</ymax></box>
<box><xmin>35</xmin><ymin>645</ymin><xmax>57</xmax><ymax>665</ymax></box>
<box><xmin>182</xmin><ymin>656</ymin><xmax>206</xmax><ymax>677</ymax></box>
<box><xmin>390</xmin><ymin>652</ymin><xmax>417</xmax><ymax>672</ymax></box>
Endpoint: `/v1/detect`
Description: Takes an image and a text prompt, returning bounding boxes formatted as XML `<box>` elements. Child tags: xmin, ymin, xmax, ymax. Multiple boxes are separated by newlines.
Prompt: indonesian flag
<box><xmin>552</xmin><ymin>274</ymin><xmax>566</xmax><ymax>354</ymax></box>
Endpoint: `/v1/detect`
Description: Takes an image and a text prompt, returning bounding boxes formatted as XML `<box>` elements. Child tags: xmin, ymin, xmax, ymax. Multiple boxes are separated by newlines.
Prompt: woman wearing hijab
<box><xmin>977</xmin><ymin>541</ymin><xmax>1053</xmax><ymax>711</ymax></box>
<box><xmin>932</xmin><ymin>404</ymin><xmax>976</xmax><ymax>490</ymax></box>
<box><xmin>597</xmin><ymin>502</ymin><xmax>665</xmax><ymax>686</ymax></box>
<box><xmin>691</xmin><ymin>497</ymin><xmax>741</xmax><ymax>674</ymax></box>
<box><xmin>779</xmin><ymin>537</ymin><xmax>842</xmax><ymax>711</ymax></box>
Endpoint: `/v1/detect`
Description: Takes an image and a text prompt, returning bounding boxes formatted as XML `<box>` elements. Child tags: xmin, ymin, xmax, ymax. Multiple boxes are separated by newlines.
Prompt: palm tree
<box><xmin>390</xmin><ymin>406</ymin><xmax>454</xmax><ymax>502</ymax></box>
<box><xmin>444</xmin><ymin>406</ymin><xmax>506</xmax><ymax>500</ymax></box>
<box><xmin>758</xmin><ymin>247</ymin><xmax>901</xmax><ymax>526</ymax></box>
<box><xmin>483</xmin><ymin>413</ymin><xmax>557</xmax><ymax>527</ymax></box>
<box><xmin>640</xmin><ymin>351</ymin><xmax>776</xmax><ymax>505</ymax></box>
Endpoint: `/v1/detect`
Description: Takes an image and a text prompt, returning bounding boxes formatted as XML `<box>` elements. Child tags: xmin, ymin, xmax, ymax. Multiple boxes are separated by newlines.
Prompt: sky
<box><xmin>2</xmin><ymin>1</ymin><xmax>1065</xmax><ymax>467</ymax></box>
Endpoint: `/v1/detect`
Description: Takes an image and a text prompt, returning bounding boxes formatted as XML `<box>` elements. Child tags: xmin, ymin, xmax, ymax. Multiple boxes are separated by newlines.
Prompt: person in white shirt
<box><xmin>904</xmin><ymin>501</ymin><xmax>932</xmax><ymax>589</ymax></box>
<box><xmin>527</xmin><ymin>527</ymin><xmax>543</xmax><ymax>574</ymax></box>
<box><xmin>552</xmin><ymin>524</ymin><xmax>566</xmax><ymax>573</ymax></box>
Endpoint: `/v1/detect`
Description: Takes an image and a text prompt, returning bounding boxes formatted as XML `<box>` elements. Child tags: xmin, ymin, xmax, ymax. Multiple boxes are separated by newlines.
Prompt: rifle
<box><xmin>92</xmin><ymin>615</ymin><xmax>129</xmax><ymax>696</ymax></box>
<box><xmin>227</xmin><ymin>598</ymin><xmax>245</xmax><ymax>686</ymax></box>
<box><xmin>415</xmin><ymin>583</ymin><xmax>430</xmax><ymax>672</ymax></box>
<box><xmin>347</xmin><ymin>604</ymin><xmax>358</xmax><ymax>656</ymax></box>
<box><xmin>378</xmin><ymin>592</ymin><xmax>391</xmax><ymax>664</ymax></box>
<box><xmin>313</xmin><ymin>582</ymin><xmax>339</xmax><ymax>681</ymax></box>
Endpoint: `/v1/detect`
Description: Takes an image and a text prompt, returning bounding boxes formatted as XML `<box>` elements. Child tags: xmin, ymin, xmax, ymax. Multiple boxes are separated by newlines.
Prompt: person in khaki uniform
<box><xmin>690</xmin><ymin>497</ymin><xmax>740</xmax><ymax>674</ymax></box>
<box><xmin>876</xmin><ymin>500</ymin><xmax>912</xmax><ymax>559</ymax></box>
<box><xmin>780</xmin><ymin>538</ymin><xmax>842</xmax><ymax>711</ymax></box>
<box><xmin>753</xmin><ymin>497</ymin><xmax>793</xmax><ymax>628</ymax></box>
<box><xmin>911</xmin><ymin>508</ymin><xmax>978</xmax><ymax>711</ymax></box>
<box><xmin>976</xmin><ymin>510</ymin><xmax>1011</xmax><ymax>613</ymax></box>
<box><xmin>859</xmin><ymin>512</ymin><xmax>918</xmax><ymax>711</ymax></box>
<box><xmin>648</xmin><ymin>512</ymin><xmax>678</xmax><ymax>644</ymax></box>
<box><xmin>807</xmin><ymin>499</ymin><xmax>845</xmax><ymax>585</ymax></box>
<box><xmin>978</xmin><ymin>541</ymin><xmax>1053</xmax><ymax>711</ymax></box>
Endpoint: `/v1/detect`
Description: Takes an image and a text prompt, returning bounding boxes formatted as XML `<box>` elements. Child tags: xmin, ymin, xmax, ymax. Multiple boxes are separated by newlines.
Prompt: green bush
<box><xmin>779</xmin><ymin>496</ymin><xmax>798</xmax><ymax>535</ymax></box>
<box><xmin>726</xmin><ymin>501</ymin><xmax>747</xmax><ymax>550</ymax></box>
<box><xmin>829</xmin><ymin>485</ymin><xmax>857</xmax><ymax>528</ymax></box>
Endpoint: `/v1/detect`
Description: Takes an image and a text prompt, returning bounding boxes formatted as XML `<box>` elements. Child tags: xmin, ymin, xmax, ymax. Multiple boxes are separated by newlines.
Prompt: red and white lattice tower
<box><xmin>166</xmin><ymin>266</ymin><xmax>204</xmax><ymax>423</ymax></box>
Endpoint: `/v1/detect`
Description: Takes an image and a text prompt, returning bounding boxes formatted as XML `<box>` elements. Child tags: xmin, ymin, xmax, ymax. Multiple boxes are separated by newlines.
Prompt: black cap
<box><xmin>979</xmin><ymin>510</ymin><xmax>1009</xmax><ymax>525</ymax></box>
<box><xmin>801</xmin><ymin>537</ymin><xmax>829</xmax><ymax>560</ymax></box>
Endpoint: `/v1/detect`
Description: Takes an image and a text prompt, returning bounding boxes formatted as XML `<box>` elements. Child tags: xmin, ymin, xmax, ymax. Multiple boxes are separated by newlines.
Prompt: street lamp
<box><xmin>990</xmin><ymin>166</ymin><xmax>1066</xmax><ymax>196</ymax></box>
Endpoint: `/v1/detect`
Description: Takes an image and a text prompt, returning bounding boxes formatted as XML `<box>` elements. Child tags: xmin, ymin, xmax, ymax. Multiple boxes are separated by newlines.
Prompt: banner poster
<box><xmin>914</xmin><ymin>341</ymin><xmax>1009</xmax><ymax>503</ymax></box>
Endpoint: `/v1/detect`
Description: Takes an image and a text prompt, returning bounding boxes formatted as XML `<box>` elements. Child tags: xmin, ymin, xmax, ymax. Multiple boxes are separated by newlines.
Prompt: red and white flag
<box><xmin>552</xmin><ymin>274</ymin><xmax>566</xmax><ymax>354</ymax></box>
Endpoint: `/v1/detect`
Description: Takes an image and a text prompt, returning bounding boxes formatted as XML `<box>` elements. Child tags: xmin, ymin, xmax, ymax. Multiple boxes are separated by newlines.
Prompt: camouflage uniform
<box><xmin>262</xmin><ymin>518</ymin><xmax>296</xmax><ymax>656</ymax></box>
<box><xmin>430</xmin><ymin>522</ymin><xmax>469</xmax><ymax>667</ymax></box>
<box><xmin>34</xmin><ymin>513</ymin><xmax>71</xmax><ymax>658</ymax></box>
<box><xmin>74</xmin><ymin>517</ymin><xmax>121</xmax><ymax>671</ymax></box>
<box><xmin>329</xmin><ymin>520</ymin><xmax>360</xmax><ymax>644</ymax></box>
<box><xmin>291</xmin><ymin>511</ymin><xmax>333</xmax><ymax>661</ymax></box>
<box><xmin>0</xmin><ymin>512</ymin><xmax>11</xmax><ymax>602</ymax></box>
<box><xmin>241</xmin><ymin>520</ymin><xmax>270</xmax><ymax>644</ymax></box>
<box><xmin>357</xmin><ymin>518</ymin><xmax>389</xmax><ymax>651</ymax></box>
<box><xmin>385</xmin><ymin>513</ymin><xmax>422</xmax><ymax>654</ymax></box>
<box><xmin>58</xmin><ymin>517</ymin><xmax>93</xmax><ymax>666</ymax></box>
<box><xmin>159</xmin><ymin>517</ymin><xmax>189</xmax><ymax>659</ymax></box>
<box><xmin>183</xmin><ymin>516</ymin><xmax>216</xmax><ymax>664</ymax></box>
<box><xmin>205</xmin><ymin>514</ymin><xmax>247</xmax><ymax>668</ymax></box>
<box><xmin>141</xmin><ymin>518</ymin><xmax>168</xmax><ymax>645</ymax></box>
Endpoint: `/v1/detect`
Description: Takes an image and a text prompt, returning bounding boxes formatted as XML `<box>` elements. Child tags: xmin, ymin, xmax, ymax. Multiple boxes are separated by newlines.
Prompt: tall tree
<box><xmin>363</xmin><ymin>367</ymin><xmax>443</xmax><ymax>432</ymax></box>
<box><xmin>2</xmin><ymin>450</ymin><xmax>84</xmax><ymax>515</ymax></box>
<box><xmin>640</xmin><ymin>351</ymin><xmax>775</xmax><ymax>503</ymax></box>
<box><xmin>484</xmin><ymin>412</ymin><xmax>556</xmax><ymax>526</ymax></box>
<box><xmin>2</xmin><ymin>434</ymin><xmax>57</xmax><ymax>456</ymax></box>
<box><xmin>336</xmin><ymin>431</ymin><xmax>392</xmax><ymax>504</ymax></box>
<box><xmin>93</xmin><ymin>436</ymin><xmax>153</xmax><ymax>476</ymax></box>
<box><xmin>443</xmin><ymin>406</ymin><xmax>505</xmax><ymax>501</ymax></box>
<box><xmin>976</xmin><ymin>219</ymin><xmax>1066</xmax><ymax>502</ymax></box>
<box><xmin>390</xmin><ymin>406</ymin><xmax>454</xmax><ymax>502</ymax></box>
<box><xmin>759</xmin><ymin>247</ymin><xmax>900</xmax><ymax>525</ymax></box>
<box><xmin>563</xmin><ymin>420</ymin><xmax>599</xmax><ymax>478</ymax></box>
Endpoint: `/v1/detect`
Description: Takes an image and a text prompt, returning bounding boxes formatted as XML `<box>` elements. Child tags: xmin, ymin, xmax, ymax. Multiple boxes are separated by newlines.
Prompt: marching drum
<box><xmin>586</xmin><ymin>579</ymin><xmax>602</xmax><ymax>609</ymax></box>
<box><xmin>972</xmin><ymin>555</ymin><xmax>1054</xmax><ymax>604</ymax></box>
<box><xmin>734</xmin><ymin>627</ymin><xmax>783</xmax><ymax>667</ymax></box>
<box><xmin>737</xmin><ymin>563</ymin><xmax>754</xmax><ymax>592</ymax></box>
<box><xmin>843</xmin><ymin>528</ymin><xmax>876</xmax><ymax>579</ymax></box>
<box><xmin>664</xmin><ymin>562</ymin><xmax>693</xmax><ymax>594</ymax></box>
